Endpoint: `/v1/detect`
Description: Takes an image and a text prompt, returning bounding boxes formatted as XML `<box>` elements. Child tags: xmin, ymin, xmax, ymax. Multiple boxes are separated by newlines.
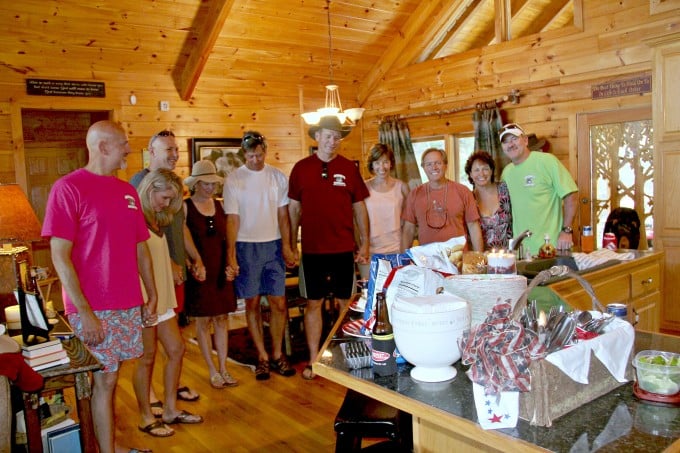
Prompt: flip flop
<box><xmin>163</xmin><ymin>410</ymin><xmax>204</xmax><ymax>425</ymax></box>
<box><xmin>150</xmin><ymin>401</ymin><xmax>163</xmax><ymax>418</ymax></box>
<box><xmin>302</xmin><ymin>365</ymin><xmax>316</xmax><ymax>380</ymax></box>
<box><xmin>176</xmin><ymin>386</ymin><xmax>200</xmax><ymax>402</ymax></box>
<box><xmin>138</xmin><ymin>420</ymin><xmax>174</xmax><ymax>438</ymax></box>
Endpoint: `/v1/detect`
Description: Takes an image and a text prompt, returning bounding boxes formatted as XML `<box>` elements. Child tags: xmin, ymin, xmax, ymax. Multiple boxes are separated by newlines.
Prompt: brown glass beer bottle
<box><xmin>371</xmin><ymin>291</ymin><xmax>397</xmax><ymax>376</ymax></box>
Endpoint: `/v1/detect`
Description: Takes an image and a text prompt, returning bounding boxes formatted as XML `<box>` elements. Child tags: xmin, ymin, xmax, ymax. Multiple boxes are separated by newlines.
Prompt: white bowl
<box><xmin>391</xmin><ymin>294</ymin><xmax>470</xmax><ymax>382</ymax></box>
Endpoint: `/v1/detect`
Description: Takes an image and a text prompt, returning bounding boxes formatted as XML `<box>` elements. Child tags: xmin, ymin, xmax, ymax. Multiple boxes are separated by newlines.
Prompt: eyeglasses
<box><xmin>206</xmin><ymin>216</ymin><xmax>216</xmax><ymax>236</ymax></box>
<box><xmin>425</xmin><ymin>184</ymin><xmax>448</xmax><ymax>229</ymax></box>
<box><xmin>242</xmin><ymin>133</ymin><xmax>265</xmax><ymax>148</ymax></box>
<box><xmin>149</xmin><ymin>130</ymin><xmax>175</xmax><ymax>148</ymax></box>
<box><xmin>321</xmin><ymin>161</ymin><xmax>329</xmax><ymax>180</ymax></box>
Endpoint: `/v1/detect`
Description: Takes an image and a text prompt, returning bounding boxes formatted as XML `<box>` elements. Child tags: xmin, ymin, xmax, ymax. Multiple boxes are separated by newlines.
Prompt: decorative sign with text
<box><xmin>591</xmin><ymin>74</ymin><xmax>651</xmax><ymax>100</ymax></box>
<box><xmin>26</xmin><ymin>79</ymin><xmax>105</xmax><ymax>98</ymax></box>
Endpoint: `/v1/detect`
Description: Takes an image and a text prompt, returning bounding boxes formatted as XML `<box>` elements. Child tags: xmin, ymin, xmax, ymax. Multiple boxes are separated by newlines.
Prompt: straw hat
<box><xmin>184</xmin><ymin>159</ymin><xmax>223</xmax><ymax>189</ymax></box>
<box><xmin>308</xmin><ymin>115</ymin><xmax>352</xmax><ymax>140</ymax></box>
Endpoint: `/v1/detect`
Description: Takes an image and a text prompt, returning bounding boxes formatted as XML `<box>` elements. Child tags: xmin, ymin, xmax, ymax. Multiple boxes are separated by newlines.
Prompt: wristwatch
<box><xmin>561</xmin><ymin>226</ymin><xmax>573</xmax><ymax>234</ymax></box>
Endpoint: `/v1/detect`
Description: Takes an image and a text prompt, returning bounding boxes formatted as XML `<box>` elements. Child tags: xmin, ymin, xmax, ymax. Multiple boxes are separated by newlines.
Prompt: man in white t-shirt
<box><xmin>223</xmin><ymin>131</ymin><xmax>297</xmax><ymax>380</ymax></box>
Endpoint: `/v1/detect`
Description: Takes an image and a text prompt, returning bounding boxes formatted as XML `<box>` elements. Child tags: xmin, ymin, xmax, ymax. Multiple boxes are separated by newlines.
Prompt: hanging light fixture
<box><xmin>301</xmin><ymin>0</ymin><xmax>365</xmax><ymax>126</ymax></box>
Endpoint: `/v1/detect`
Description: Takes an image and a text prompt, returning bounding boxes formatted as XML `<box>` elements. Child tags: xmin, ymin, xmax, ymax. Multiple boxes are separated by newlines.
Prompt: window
<box><xmin>412</xmin><ymin>135</ymin><xmax>475</xmax><ymax>188</ymax></box>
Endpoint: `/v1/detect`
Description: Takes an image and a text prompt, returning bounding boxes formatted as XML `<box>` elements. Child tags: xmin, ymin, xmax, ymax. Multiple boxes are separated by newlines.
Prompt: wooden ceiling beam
<box><xmin>428</xmin><ymin>0</ymin><xmax>484</xmax><ymax>61</ymax></box>
<box><xmin>175</xmin><ymin>0</ymin><xmax>234</xmax><ymax>101</ymax></box>
<box><xmin>356</xmin><ymin>0</ymin><xmax>465</xmax><ymax>106</ymax></box>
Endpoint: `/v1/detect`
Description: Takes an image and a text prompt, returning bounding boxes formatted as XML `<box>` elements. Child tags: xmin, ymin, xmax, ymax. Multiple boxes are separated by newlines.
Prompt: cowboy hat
<box><xmin>308</xmin><ymin>115</ymin><xmax>352</xmax><ymax>140</ymax></box>
<box><xmin>184</xmin><ymin>159</ymin><xmax>223</xmax><ymax>189</ymax></box>
<box><xmin>527</xmin><ymin>133</ymin><xmax>547</xmax><ymax>151</ymax></box>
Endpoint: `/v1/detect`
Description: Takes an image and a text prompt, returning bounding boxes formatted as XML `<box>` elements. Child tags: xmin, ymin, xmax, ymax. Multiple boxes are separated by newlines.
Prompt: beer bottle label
<box><xmin>371</xmin><ymin>333</ymin><xmax>397</xmax><ymax>376</ymax></box>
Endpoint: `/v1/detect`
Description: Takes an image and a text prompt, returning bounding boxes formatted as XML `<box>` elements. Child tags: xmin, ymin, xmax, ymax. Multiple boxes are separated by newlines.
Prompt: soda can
<box><xmin>603</xmin><ymin>232</ymin><xmax>617</xmax><ymax>250</ymax></box>
<box><xmin>607</xmin><ymin>303</ymin><xmax>628</xmax><ymax>320</ymax></box>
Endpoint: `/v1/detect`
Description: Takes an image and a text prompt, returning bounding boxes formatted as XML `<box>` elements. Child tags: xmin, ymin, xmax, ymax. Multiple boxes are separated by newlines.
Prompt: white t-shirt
<box><xmin>222</xmin><ymin>164</ymin><xmax>289</xmax><ymax>242</ymax></box>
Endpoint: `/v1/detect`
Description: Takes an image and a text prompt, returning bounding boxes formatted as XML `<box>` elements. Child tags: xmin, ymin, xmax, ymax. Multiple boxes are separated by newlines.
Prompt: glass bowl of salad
<box><xmin>633</xmin><ymin>350</ymin><xmax>680</xmax><ymax>396</ymax></box>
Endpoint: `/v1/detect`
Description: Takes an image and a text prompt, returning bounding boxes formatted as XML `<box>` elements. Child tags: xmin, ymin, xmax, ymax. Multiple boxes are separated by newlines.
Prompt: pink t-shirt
<box><xmin>41</xmin><ymin>169</ymin><xmax>150</xmax><ymax>314</ymax></box>
<box><xmin>402</xmin><ymin>180</ymin><xmax>480</xmax><ymax>245</ymax></box>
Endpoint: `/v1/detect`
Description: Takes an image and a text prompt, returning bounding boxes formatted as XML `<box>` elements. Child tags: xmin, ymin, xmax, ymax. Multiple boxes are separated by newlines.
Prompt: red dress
<box><xmin>184</xmin><ymin>198</ymin><xmax>237</xmax><ymax>317</ymax></box>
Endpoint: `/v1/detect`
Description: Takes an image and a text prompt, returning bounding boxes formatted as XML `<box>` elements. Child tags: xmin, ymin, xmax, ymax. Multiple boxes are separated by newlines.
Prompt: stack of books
<box><xmin>14</xmin><ymin>337</ymin><xmax>70</xmax><ymax>371</ymax></box>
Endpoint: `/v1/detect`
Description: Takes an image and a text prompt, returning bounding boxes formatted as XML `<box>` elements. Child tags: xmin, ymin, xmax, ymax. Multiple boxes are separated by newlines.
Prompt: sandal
<box><xmin>255</xmin><ymin>359</ymin><xmax>270</xmax><ymax>381</ymax></box>
<box><xmin>176</xmin><ymin>386</ymin><xmax>200</xmax><ymax>402</ymax></box>
<box><xmin>270</xmin><ymin>355</ymin><xmax>296</xmax><ymax>377</ymax></box>
<box><xmin>210</xmin><ymin>373</ymin><xmax>227</xmax><ymax>389</ymax></box>
<box><xmin>302</xmin><ymin>365</ymin><xmax>316</xmax><ymax>380</ymax></box>
<box><xmin>150</xmin><ymin>401</ymin><xmax>163</xmax><ymax>418</ymax></box>
<box><xmin>221</xmin><ymin>370</ymin><xmax>239</xmax><ymax>387</ymax></box>
<box><xmin>138</xmin><ymin>420</ymin><xmax>174</xmax><ymax>437</ymax></box>
<box><xmin>163</xmin><ymin>410</ymin><xmax>204</xmax><ymax>425</ymax></box>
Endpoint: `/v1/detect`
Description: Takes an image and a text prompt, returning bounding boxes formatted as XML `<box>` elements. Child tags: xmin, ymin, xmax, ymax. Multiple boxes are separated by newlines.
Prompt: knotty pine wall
<box><xmin>0</xmin><ymin>82</ymin><xmax>363</xmax><ymax>188</ymax></box>
<box><xmin>359</xmin><ymin>0</ymin><xmax>676</xmax><ymax>178</ymax></box>
<box><xmin>0</xmin><ymin>0</ymin><xmax>676</xmax><ymax>189</ymax></box>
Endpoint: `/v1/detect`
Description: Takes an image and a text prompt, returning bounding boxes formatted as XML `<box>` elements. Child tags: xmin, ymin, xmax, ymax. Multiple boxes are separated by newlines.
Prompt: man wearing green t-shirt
<box><xmin>500</xmin><ymin>123</ymin><xmax>578</xmax><ymax>256</ymax></box>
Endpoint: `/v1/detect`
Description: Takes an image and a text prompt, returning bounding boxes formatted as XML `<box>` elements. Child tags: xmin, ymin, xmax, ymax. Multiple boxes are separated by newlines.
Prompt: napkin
<box><xmin>572</xmin><ymin>249</ymin><xmax>636</xmax><ymax>271</ymax></box>
<box><xmin>545</xmin><ymin>316</ymin><xmax>634</xmax><ymax>384</ymax></box>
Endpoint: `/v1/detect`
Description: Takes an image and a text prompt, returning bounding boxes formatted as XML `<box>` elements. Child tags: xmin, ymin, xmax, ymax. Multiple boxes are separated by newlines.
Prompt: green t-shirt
<box><xmin>501</xmin><ymin>152</ymin><xmax>577</xmax><ymax>255</ymax></box>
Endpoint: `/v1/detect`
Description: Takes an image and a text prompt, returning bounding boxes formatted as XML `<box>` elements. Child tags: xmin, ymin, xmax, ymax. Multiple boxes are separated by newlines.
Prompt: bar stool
<box><xmin>334</xmin><ymin>389</ymin><xmax>412</xmax><ymax>452</ymax></box>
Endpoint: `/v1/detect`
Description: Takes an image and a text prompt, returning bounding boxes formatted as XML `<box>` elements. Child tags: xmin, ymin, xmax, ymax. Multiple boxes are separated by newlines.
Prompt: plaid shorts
<box><xmin>67</xmin><ymin>307</ymin><xmax>143</xmax><ymax>373</ymax></box>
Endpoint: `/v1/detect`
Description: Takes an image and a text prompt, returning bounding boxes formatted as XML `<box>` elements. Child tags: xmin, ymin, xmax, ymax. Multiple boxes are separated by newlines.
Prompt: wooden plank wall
<box><xmin>0</xmin><ymin>0</ymin><xmax>676</xmax><ymax>185</ymax></box>
<box><xmin>358</xmin><ymin>0</ymin><xmax>676</xmax><ymax>177</ymax></box>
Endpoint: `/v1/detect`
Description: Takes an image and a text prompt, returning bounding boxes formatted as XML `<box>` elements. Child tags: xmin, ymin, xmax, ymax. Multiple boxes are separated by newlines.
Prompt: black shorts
<box><xmin>299</xmin><ymin>252</ymin><xmax>356</xmax><ymax>300</ymax></box>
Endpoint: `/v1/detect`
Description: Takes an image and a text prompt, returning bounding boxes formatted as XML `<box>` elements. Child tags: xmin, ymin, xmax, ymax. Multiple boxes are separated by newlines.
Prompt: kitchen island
<box><xmin>315</xmin><ymin>313</ymin><xmax>679</xmax><ymax>452</ymax></box>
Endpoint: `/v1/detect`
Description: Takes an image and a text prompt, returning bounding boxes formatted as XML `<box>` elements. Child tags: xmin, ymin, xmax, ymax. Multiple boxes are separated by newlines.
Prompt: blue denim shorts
<box><xmin>234</xmin><ymin>240</ymin><xmax>286</xmax><ymax>298</ymax></box>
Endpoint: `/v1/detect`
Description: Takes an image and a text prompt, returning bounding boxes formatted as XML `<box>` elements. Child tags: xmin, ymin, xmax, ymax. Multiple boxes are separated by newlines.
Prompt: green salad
<box><xmin>636</xmin><ymin>353</ymin><xmax>680</xmax><ymax>395</ymax></box>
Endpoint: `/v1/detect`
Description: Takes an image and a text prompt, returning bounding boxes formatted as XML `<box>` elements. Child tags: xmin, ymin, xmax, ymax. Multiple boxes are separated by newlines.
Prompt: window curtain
<box><xmin>473</xmin><ymin>108</ymin><xmax>508</xmax><ymax>180</ymax></box>
<box><xmin>378</xmin><ymin>117</ymin><xmax>422</xmax><ymax>189</ymax></box>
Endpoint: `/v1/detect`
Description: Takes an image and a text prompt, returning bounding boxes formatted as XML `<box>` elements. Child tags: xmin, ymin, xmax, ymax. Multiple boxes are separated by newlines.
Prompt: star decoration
<box><xmin>489</xmin><ymin>413</ymin><xmax>503</xmax><ymax>423</ymax></box>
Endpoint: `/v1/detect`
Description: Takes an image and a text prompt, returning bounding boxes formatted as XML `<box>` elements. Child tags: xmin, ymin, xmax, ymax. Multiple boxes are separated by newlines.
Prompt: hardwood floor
<box><xmin>103</xmin><ymin>319</ymin><xmax>346</xmax><ymax>452</ymax></box>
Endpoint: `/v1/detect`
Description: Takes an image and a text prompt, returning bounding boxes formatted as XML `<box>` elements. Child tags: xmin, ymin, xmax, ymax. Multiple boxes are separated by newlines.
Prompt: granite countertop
<box><xmin>318</xmin><ymin>322</ymin><xmax>679</xmax><ymax>452</ymax></box>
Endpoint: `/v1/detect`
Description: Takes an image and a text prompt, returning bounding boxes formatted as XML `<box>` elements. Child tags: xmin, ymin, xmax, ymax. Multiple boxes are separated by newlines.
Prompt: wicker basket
<box><xmin>443</xmin><ymin>274</ymin><xmax>527</xmax><ymax>327</ymax></box>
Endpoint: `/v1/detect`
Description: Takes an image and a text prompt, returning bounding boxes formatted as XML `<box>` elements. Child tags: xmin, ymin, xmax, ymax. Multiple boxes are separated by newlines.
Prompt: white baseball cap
<box><xmin>499</xmin><ymin>123</ymin><xmax>525</xmax><ymax>142</ymax></box>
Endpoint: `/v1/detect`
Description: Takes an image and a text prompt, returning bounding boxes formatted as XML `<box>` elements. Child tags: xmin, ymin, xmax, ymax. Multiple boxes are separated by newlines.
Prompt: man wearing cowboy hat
<box><xmin>499</xmin><ymin>122</ymin><xmax>578</xmax><ymax>255</ymax></box>
<box><xmin>288</xmin><ymin>116</ymin><xmax>370</xmax><ymax>380</ymax></box>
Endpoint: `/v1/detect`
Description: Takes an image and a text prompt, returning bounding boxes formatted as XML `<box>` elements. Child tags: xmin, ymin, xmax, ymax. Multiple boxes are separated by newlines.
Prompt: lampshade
<box><xmin>0</xmin><ymin>184</ymin><xmax>42</xmax><ymax>244</ymax></box>
<box><xmin>301</xmin><ymin>1</ymin><xmax>365</xmax><ymax>127</ymax></box>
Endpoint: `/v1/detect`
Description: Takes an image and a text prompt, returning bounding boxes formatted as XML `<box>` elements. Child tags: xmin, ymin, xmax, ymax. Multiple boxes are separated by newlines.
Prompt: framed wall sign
<box><xmin>190</xmin><ymin>138</ymin><xmax>244</xmax><ymax>179</ymax></box>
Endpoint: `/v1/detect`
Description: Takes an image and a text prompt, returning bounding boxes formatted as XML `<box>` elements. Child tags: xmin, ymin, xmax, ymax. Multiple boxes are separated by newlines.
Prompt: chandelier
<box><xmin>301</xmin><ymin>0</ymin><xmax>365</xmax><ymax>126</ymax></box>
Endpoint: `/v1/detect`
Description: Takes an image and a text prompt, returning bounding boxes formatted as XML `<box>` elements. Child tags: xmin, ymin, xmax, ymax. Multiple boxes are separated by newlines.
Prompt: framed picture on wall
<box><xmin>190</xmin><ymin>137</ymin><xmax>244</xmax><ymax>179</ymax></box>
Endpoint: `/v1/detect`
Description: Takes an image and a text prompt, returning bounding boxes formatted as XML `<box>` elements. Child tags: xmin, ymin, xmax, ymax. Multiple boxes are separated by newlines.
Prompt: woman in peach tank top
<box><xmin>360</xmin><ymin>144</ymin><xmax>410</xmax><ymax>279</ymax></box>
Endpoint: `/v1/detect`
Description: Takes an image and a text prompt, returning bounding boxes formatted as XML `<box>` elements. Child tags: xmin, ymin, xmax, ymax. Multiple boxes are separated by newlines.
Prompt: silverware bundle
<box><xmin>520</xmin><ymin>301</ymin><xmax>616</xmax><ymax>354</ymax></box>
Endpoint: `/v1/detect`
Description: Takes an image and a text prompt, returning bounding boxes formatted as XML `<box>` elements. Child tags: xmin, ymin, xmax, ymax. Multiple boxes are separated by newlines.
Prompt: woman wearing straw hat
<box><xmin>183</xmin><ymin>160</ymin><xmax>238</xmax><ymax>389</ymax></box>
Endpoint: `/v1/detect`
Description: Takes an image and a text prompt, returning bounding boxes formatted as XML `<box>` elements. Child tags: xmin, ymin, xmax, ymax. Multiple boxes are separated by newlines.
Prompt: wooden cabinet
<box><xmin>548</xmin><ymin>251</ymin><xmax>663</xmax><ymax>332</ymax></box>
<box><xmin>645</xmin><ymin>33</ymin><xmax>680</xmax><ymax>333</ymax></box>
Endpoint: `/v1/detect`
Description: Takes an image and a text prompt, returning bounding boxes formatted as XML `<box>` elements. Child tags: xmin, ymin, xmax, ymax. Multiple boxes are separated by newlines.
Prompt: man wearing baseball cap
<box><xmin>499</xmin><ymin>123</ymin><xmax>578</xmax><ymax>255</ymax></box>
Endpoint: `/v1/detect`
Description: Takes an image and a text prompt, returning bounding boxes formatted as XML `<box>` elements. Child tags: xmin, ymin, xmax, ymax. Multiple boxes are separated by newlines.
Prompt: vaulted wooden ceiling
<box><xmin>0</xmin><ymin>0</ymin><xmax>574</xmax><ymax>105</ymax></box>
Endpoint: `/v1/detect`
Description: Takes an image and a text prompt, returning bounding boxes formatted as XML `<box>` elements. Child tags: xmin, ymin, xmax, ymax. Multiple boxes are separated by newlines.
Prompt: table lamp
<box><xmin>0</xmin><ymin>184</ymin><xmax>51</xmax><ymax>342</ymax></box>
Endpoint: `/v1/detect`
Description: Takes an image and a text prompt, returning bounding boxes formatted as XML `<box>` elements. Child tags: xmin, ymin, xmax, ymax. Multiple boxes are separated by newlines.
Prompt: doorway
<box><xmin>21</xmin><ymin>109</ymin><xmax>109</xmax><ymax>221</ymax></box>
<box><xmin>577</xmin><ymin>107</ymin><xmax>653</xmax><ymax>249</ymax></box>
<box><xmin>21</xmin><ymin>109</ymin><xmax>109</xmax><ymax>276</ymax></box>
